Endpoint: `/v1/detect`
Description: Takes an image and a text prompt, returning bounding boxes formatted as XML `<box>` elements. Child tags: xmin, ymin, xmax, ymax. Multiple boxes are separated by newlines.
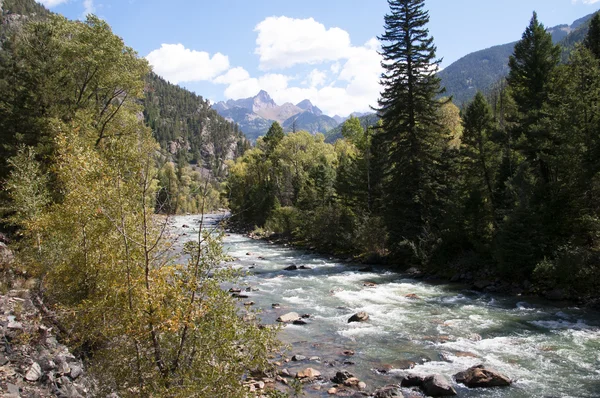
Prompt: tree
<box><xmin>376</xmin><ymin>0</ymin><xmax>446</xmax><ymax>264</ymax></box>
<box><xmin>263</xmin><ymin>121</ymin><xmax>285</xmax><ymax>156</ymax></box>
<box><xmin>584</xmin><ymin>13</ymin><xmax>600</xmax><ymax>60</ymax></box>
<box><xmin>507</xmin><ymin>11</ymin><xmax>560</xmax><ymax>184</ymax></box>
<box><xmin>459</xmin><ymin>92</ymin><xmax>500</xmax><ymax>245</ymax></box>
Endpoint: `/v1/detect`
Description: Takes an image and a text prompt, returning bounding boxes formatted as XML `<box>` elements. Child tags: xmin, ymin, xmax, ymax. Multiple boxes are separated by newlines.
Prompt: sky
<box><xmin>39</xmin><ymin>0</ymin><xmax>600</xmax><ymax>117</ymax></box>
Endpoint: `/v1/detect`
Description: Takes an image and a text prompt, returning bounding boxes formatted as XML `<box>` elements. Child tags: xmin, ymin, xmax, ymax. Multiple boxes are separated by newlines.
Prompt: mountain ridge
<box><xmin>213</xmin><ymin>92</ymin><xmax>341</xmax><ymax>141</ymax></box>
<box><xmin>439</xmin><ymin>10</ymin><xmax>599</xmax><ymax>106</ymax></box>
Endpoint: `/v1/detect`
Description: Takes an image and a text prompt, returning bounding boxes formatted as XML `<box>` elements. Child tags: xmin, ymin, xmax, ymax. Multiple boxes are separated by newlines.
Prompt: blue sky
<box><xmin>40</xmin><ymin>0</ymin><xmax>600</xmax><ymax>117</ymax></box>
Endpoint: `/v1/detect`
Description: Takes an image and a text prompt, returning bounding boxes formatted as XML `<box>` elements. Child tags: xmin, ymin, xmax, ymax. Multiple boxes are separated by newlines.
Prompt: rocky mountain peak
<box><xmin>254</xmin><ymin>90</ymin><xmax>275</xmax><ymax>106</ymax></box>
<box><xmin>296</xmin><ymin>99</ymin><xmax>323</xmax><ymax>116</ymax></box>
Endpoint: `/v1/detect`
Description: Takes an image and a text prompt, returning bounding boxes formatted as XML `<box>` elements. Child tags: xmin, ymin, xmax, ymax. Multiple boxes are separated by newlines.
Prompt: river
<box><xmin>173</xmin><ymin>214</ymin><xmax>600</xmax><ymax>398</ymax></box>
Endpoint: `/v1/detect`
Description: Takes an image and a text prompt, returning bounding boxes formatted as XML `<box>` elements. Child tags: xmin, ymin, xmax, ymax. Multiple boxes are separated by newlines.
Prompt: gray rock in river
<box><xmin>284</xmin><ymin>265</ymin><xmax>298</xmax><ymax>271</ymax></box>
<box><xmin>348</xmin><ymin>311</ymin><xmax>369</xmax><ymax>323</ymax></box>
<box><xmin>277</xmin><ymin>312</ymin><xmax>300</xmax><ymax>322</ymax></box>
<box><xmin>331</xmin><ymin>370</ymin><xmax>354</xmax><ymax>384</ymax></box>
<box><xmin>373</xmin><ymin>385</ymin><xmax>404</xmax><ymax>398</ymax></box>
<box><xmin>422</xmin><ymin>374</ymin><xmax>457</xmax><ymax>396</ymax></box>
<box><xmin>454</xmin><ymin>364</ymin><xmax>511</xmax><ymax>388</ymax></box>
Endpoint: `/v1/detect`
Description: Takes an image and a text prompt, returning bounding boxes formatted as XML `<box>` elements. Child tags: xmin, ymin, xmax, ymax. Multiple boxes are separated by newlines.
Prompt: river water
<box><xmin>173</xmin><ymin>214</ymin><xmax>600</xmax><ymax>398</ymax></box>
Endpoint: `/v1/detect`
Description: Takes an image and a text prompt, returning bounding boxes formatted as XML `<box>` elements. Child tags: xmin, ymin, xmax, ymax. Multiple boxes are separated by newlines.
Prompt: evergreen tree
<box><xmin>507</xmin><ymin>11</ymin><xmax>560</xmax><ymax>183</ymax></box>
<box><xmin>584</xmin><ymin>13</ymin><xmax>600</xmax><ymax>60</ymax></box>
<box><xmin>460</xmin><ymin>92</ymin><xmax>499</xmax><ymax>245</ymax></box>
<box><xmin>263</xmin><ymin>121</ymin><xmax>284</xmax><ymax>156</ymax></box>
<box><xmin>376</xmin><ymin>0</ymin><xmax>446</xmax><ymax>264</ymax></box>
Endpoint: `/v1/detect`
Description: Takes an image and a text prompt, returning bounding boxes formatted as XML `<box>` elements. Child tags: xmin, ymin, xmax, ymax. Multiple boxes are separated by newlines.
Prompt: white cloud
<box><xmin>306</xmin><ymin>69</ymin><xmax>327</xmax><ymax>88</ymax></box>
<box><xmin>82</xmin><ymin>0</ymin><xmax>95</xmax><ymax>15</ymax></box>
<box><xmin>572</xmin><ymin>0</ymin><xmax>600</xmax><ymax>4</ymax></box>
<box><xmin>38</xmin><ymin>0</ymin><xmax>69</xmax><ymax>7</ymax></box>
<box><xmin>146</xmin><ymin>44</ymin><xmax>230</xmax><ymax>84</ymax></box>
<box><xmin>255</xmin><ymin>16</ymin><xmax>352</xmax><ymax>70</ymax></box>
<box><xmin>204</xmin><ymin>16</ymin><xmax>383</xmax><ymax>116</ymax></box>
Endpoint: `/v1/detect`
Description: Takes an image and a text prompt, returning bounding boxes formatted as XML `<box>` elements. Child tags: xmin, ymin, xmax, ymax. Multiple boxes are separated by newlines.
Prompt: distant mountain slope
<box><xmin>1</xmin><ymin>0</ymin><xmax>50</xmax><ymax>41</ymax></box>
<box><xmin>439</xmin><ymin>11</ymin><xmax>598</xmax><ymax>106</ymax></box>
<box><xmin>213</xmin><ymin>92</ymin><xmax>339</xmax><ymax>141</ymax></box>
<box><xmin>143</xmin><ymin>73</ymin><xmax>248</xmax><ymax>178</ymax></box>
<box><xmin>282</xmin><ymin>111</ymin><xmax>338</xmax><ymax>135</ymax></box>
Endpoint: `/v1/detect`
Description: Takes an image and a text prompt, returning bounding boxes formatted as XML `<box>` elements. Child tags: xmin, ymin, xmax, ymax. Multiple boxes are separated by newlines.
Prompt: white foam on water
<box><xmin>531</xmin><ymin>319</ymin><xmax>594</xmax><ymax>331</ymax></box>
<box><xmin>282</xmin><ymin>295</ymin><xmax>312</xmax><ymax>305</ymax></box>
<box><xmin>337</xmin><ymin>324</ymin><xmax>389</xmax><ymax>339</ymax></box>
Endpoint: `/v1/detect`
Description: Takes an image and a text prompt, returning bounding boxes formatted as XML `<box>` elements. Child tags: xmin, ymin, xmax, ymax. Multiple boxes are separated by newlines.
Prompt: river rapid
<box><xmin>172</xmin><ymin>214</ymin><xmax>600</xmax><ymax>398</ymax></box>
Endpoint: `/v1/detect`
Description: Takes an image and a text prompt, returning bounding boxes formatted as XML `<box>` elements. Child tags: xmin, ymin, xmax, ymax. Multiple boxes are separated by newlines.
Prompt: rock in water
<box><xmin>422</xmin><ymin>374</ymin><xmax>457</xmax><ymax>396</ymax></box>
<box><xmin>284</xmin><ymin>264</ymin><xmax>298</xmax><ymax>271</ymax></box>
<box><xmin>373</xmin><ymin>385</ymin><xmax>404</xmax><ymax>398</ymax></box>
<box><xmin>454</xmin><ymin>364</ymin><xmax>511</xmax><ymax>388</ymax></box>
<box><xmin>277</xmin><ymin>312</ymin><xmax>300</xmax><ymax>322</ymax></box>
<box><xmin>348</xmin><ymin>311</ymin><xmax>369</xmax><ymax>323</ymax></box>
<box><xmin>331</xmin><ymin>370</ymin><xmax>354</xmax><ymax>384</ymax></box>
<box><xmin>401</xmin><ymin>374</ymin><xmax>425</xmax><ymax>387</ymax></box>
<box><xmin>296</xmin><ymin>368</ymin><xmax>321</xmax><ymax>379</ymax></box>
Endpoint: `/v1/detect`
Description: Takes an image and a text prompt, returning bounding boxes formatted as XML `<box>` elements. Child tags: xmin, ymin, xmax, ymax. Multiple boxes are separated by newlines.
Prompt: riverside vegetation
<box><xmin>227</xmin><ymin>5</ymin><xmax>600</xmax><ymax>302</ymax></box>
<box><xmin>1</xmin><ymin>0</ymin><xmax>600</xmax><ymax>396</ymax></box>
<box><xmin>0</xmin><ymin>7</ymin><xmax>278</xmax><ymax>398</ymax></box>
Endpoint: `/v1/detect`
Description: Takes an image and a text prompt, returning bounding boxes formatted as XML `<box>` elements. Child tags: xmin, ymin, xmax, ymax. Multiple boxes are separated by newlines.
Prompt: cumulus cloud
<box><xmin>146</xmin><ymin>44</ymin><xmax>230</xmax><ymax>84</ymax></box>
<box><xmin>306</xmin><ymin>69</ymin><xmax>327</xmax><ymax>88</ymax></box>
<box><xmin>255</xmin><ymin>16</ymin><xmax>352</xmax><ymax>70</ymax></box>
<box><xmin>38</xmin><ymin>0</ymin><xmax>69</xmax><ymax>7</ymax></box>
<box><xmin>82</xmin><ymin>0</ymin><xmax>95</xmax><ymax>15</ymax></box>
<box><xmin>213</xmin><ymin>24</ymin><xmax>383</xmax><ymax>116</ymax></box>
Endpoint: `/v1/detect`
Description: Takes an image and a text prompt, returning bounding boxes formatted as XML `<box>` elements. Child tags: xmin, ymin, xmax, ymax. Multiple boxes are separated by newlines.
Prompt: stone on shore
<box><xmin>25</xmin><ymin>362</ymin><xmax>42</xmax><ymax>381</ymax></box>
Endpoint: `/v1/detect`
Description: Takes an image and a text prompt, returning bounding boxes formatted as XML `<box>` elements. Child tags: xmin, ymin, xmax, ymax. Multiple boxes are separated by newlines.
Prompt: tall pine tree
<box><xmin>507</xmin><ymin>11</ymin><xmax>560</xmax><ymax>184</ymax></box>
<box><xmin>377</xmin><ymin>0</ymin><xmax>446</xmax><ymax>265</ymax></box>
<box><xmin>584</xmin><ymin>13</ymin><xmax>600</xmax><ymax>60</ymax></box>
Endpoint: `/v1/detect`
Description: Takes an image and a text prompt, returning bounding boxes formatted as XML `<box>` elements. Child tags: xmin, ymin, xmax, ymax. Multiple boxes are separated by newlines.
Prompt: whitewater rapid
<box><xmin>174</xmin><ymin>214</ymin><xmax>600</xmax><ymax>397</ymax></box>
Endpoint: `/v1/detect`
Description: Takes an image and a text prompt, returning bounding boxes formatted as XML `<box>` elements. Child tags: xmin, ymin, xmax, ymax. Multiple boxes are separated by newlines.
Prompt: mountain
<box><xmin>282</xmin><ymin>111</ymin><xmax>338</xmax><ymax>135</ymax></box>
<box><xmin>143</xmin><ymin>73</ymin><xmax>248</xmax><ymax>178</ymax></box>
<box><xmin>213</xmin><ymin>92</ymin><xmax>337</xmax><ymax>141</ymax></box>
<box><xmin>296</xmin><ymin>99</ymin><xmax>323</xmax><ymax>116</ymax></box>
<box><xmin>439</xmin><ymin>11</ymin><xmax>599</xmax><ymax>106</ymax></box>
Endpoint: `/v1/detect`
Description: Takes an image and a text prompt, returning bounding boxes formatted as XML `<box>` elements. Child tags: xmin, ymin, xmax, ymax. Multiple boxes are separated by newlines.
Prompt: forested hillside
<box><xmin>143</xmin><ymin>72</ymin><xmax>248</xmax><ymax>177</ymax></box>
<box><xmin>440</xmin><ymin>10</ymin><xmax>599</xmax><ymax>105</ymax></box>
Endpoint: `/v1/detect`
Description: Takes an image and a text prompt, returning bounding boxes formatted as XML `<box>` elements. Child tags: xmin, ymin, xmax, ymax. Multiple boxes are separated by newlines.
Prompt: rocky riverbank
<box><xmin>0</xmin><ymin>289</ymin><xmax>97</xmax><ymax>398</ymax></box>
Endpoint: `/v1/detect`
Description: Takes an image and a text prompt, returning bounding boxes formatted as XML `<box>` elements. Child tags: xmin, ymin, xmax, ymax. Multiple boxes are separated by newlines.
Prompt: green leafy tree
<box><xmin>376</xmin><ymin>0</ymin><xmax>447</xmax><ymax>264</ymax></box>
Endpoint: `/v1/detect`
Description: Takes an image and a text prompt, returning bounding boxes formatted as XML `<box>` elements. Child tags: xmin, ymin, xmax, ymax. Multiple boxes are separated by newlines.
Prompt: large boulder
<box><xmin>373</xmin><ymin>385</ymin><xmax>404</xmax><ymax>398</ymax></box>
<box><xmin>454</xmin><ymin>365</ymin><xmax>511</xmax><ymax>388</ymax></box>
<box><xmin>277</xmin><ymin>312</ymin><xmax>300</xmax><ymax>322</ymax></box>
<box><xmin>400</xmin><ymin>374</ymin><xmax>425</xmax><ymax>387</ymax></box>
<box><xmin>331</xmin><ymin>370</ymin><xmax>354</xmax><ymax>384</ymax></box>
<box><xmin>422</xmin><ymin>375</ymin><xmax>457</xmax><ymax>396</ymax></box>
<box><xmin>348</xmin><ymin>311</ymin><xmax>369</xmax><ymax>323</ymax></box>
